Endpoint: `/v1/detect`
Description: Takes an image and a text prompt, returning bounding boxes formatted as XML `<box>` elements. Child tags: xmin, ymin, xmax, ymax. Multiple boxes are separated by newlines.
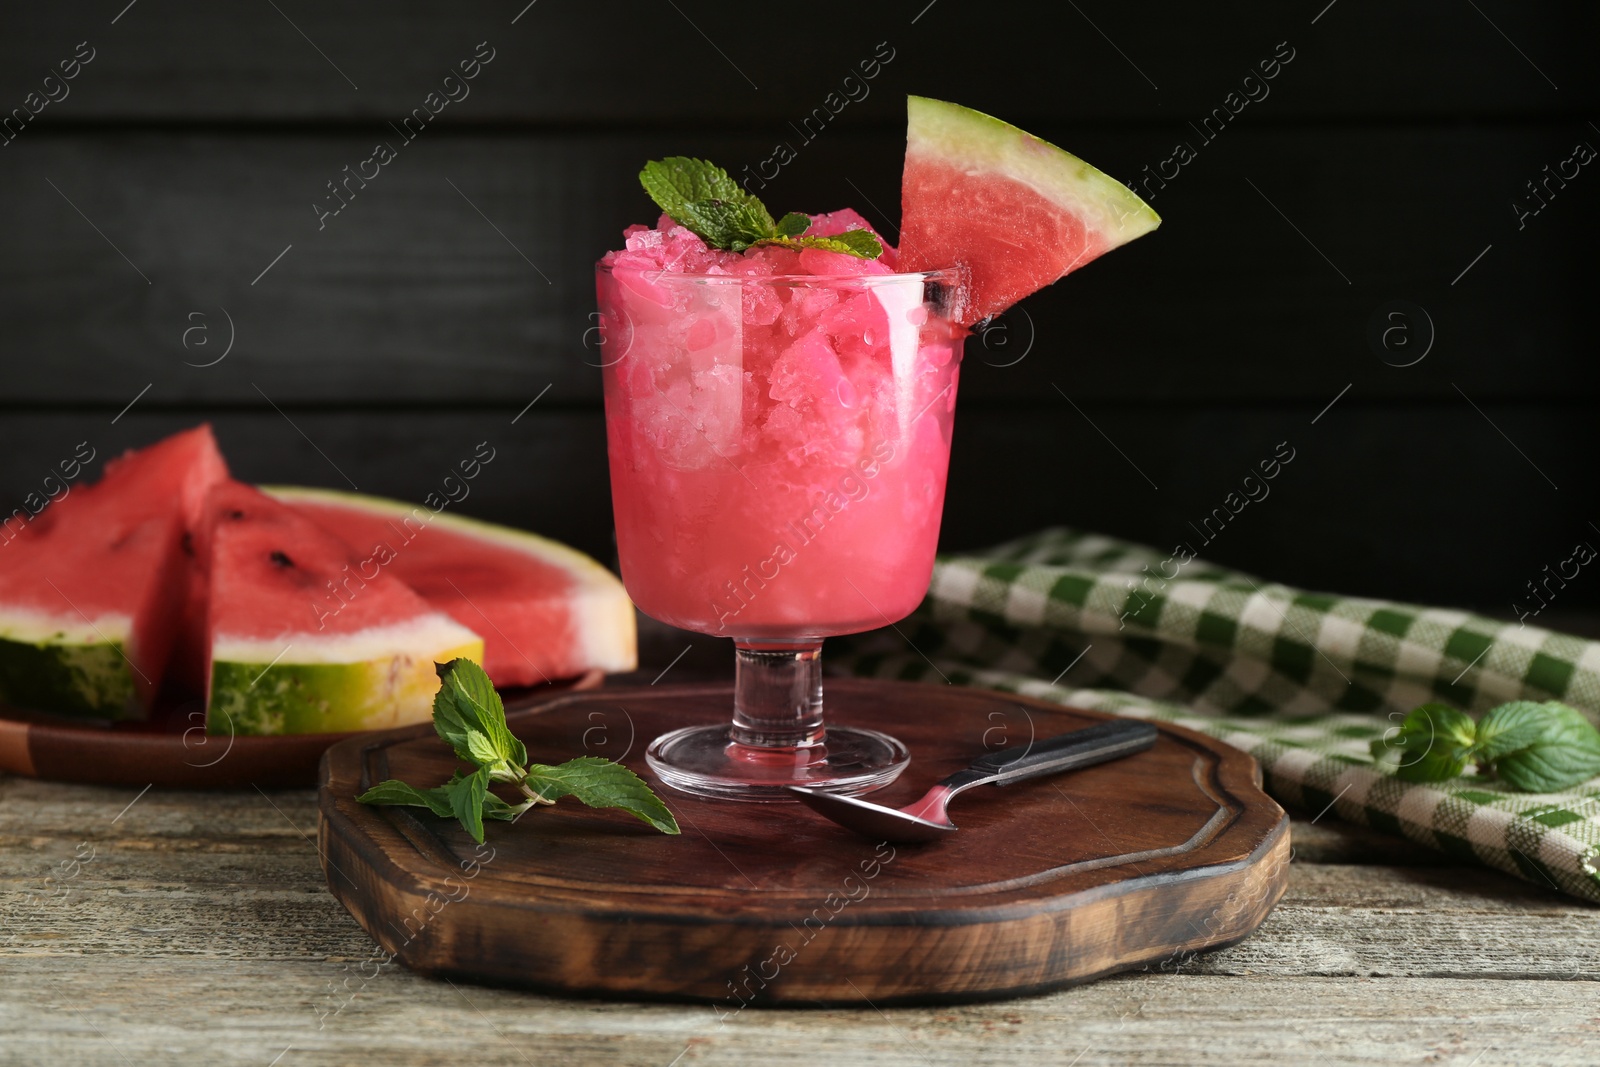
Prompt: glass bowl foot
<box><xmin>645</xmin><ymin>724</ymin><xmax>909</xmax><ymax>802</ymax></box>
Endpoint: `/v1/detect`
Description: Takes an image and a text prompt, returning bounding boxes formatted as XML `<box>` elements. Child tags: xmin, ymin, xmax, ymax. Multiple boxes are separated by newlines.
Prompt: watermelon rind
<box><xmin>0</xmin><ymin>616</ymin><xmax>138</xmax><ymax>718</ymax></box>
<box><xmin>262</xmin><ymin>486</ymin><xmax>637</xmax><ymax>676</ymax></box>
<box><xmin>209</xmin><ymin>619</ymin><xmax>482</xmax><ymax>736</ymax></box>
<box><xmin>0</xmin><ymin>425</ymin><xmax>227</xmax><ymax>719</ymax></box>
<box><xmin>906</xmin><ymin>95</ymin><xmax>1160</xmax><ymax>248</ymax></box>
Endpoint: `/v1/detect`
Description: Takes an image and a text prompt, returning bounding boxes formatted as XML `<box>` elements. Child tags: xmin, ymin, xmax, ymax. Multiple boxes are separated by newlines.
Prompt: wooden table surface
<box><xmin>4</xmin><ymin>629</ymin><xmax>1598</xmax><ymax>1066</ymax></box>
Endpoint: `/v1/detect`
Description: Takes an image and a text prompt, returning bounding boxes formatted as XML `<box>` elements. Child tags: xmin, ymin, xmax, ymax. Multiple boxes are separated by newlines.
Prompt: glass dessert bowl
<box><xmin>597</xmin><ymin>237</ymin><xmax>963</xmax><ymax>801</ymax></box>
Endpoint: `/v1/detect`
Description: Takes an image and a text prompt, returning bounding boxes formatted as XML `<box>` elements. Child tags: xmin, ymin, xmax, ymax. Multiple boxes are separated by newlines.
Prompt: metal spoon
<box><xmin>789</xmin><ymin>719</ymin><xmax>1159</xmax><ymax>842</ymax></box>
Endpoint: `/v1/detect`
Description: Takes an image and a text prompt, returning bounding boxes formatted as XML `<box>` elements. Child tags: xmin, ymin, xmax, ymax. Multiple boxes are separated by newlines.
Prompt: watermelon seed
<box><xmin>270</xmin><ymin>551</ymin><xmax>294</xmax><ymax>568</ymax></box>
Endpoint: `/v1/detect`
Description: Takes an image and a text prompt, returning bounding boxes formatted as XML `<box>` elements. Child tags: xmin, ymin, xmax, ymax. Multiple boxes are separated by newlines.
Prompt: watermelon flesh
<box><xmin>0</xmin><ymin>426</ymin><xmax>228</xmax><ymax>718</ymax></box>
<box><xmin>203</xmin><ymin>481</ymin><xmax>484</xmax><ymax>735</ymax></box>
<box><xmin>267</xmin><ymin>486</ymin><xmax>637</xmax><ymax>688</ymax></box>
<box><xmin>898</xmin><ymin>96</ymin><xmax>1160</xmax><ymax>325</ymax></box>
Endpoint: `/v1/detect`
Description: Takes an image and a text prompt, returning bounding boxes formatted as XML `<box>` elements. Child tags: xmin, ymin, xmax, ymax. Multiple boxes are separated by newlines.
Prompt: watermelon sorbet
<box><xmin>597</xmin><ymin>210</ymin><xmax>963</xmax><ymax>639</ymax></box>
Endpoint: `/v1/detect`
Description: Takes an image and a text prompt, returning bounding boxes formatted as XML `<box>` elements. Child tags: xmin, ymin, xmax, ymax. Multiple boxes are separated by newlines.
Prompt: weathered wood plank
<box><xmin>0</xmin><ymin>126</ymin><xmax>1590</xmax><ymax>406</ymax></box>
<box><xmin>1</xmin><ymin>963</ymin><xmax>1596</xmax><ymax>1067</ymax></box>
<box><xmin>0</xmin><ymin>774</ymin><xmax>316</xmax><ymax>848</ymax></box>
<box><xmin>0</xmin><ymin>1</ymin><xmax>1592</xmax><ymax>122</ymax></box>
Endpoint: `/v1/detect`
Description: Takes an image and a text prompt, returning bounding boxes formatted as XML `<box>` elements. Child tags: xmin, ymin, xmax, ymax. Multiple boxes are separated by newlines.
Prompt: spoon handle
<box><xmin>964</xmin><ymin>719</ymin><xmax>1158</xmax><ymax>787</ymax></box>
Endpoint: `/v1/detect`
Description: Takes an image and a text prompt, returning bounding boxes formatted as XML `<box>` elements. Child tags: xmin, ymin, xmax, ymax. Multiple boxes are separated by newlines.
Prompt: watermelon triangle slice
<box><xmin>898</xmin><ymin>96</ymin><xmax>1160</xmax><ymax>325</ymax></box>
<box><xmin>0</xmin><ymin>426</ymin><xmax>229</xmax><ymax>718</ymax></box>
<box><xmin>265</xmin><ymin>486</ymin><xmax>637</xmax><ymax>688</ymax></box>
<box><xmin>202</xmin><ymin>481</ymin><xmax>484</xmax><ymax>736</ymax></box>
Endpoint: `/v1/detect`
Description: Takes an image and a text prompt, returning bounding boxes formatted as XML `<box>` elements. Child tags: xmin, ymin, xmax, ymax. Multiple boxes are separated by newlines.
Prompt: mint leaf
<box><xmin>445</xmin><ymin>768</ymin><xmax>490</xmax><ymax>844</ymax></box>
<box><xmin>434</xmin><ymin>659</ymin><xmax>524</xmax><ymax>768</ymax></box>
<box><xmin>1485</xmin><ymin>702</ymin><xmax>1600</xmax><ymax>792</ymax></box>
<box><xmin>1495</xmin><ymin>735</ymin><xmax>1600</xmax><ymax>792</ymax></box>
<box><xmin>640</xmin><ymin>158</ymin><xmax>771</xmax><ymax>251</ymax></box>
<box><xmin>807</xmin><ymin>229</ymin><xmax>884</xmax><ymax>258</ymax></box>
<box><xmin>639</xmin><ymin>157</ymin><xmax>743</xmax><ymax>219</ymax></box>
<box><xmin>774</xmin><ymin>212</ymin><xmax>811</xmax><ymax>238</ymax></box>
<box><xmin>356</xmin><ymin>779</ymin><xmax>454</xmax><ymax>818</ymax></box>
<box><xmin>429</xmin><ymin>680</ymin><xmax>481</xmax><ymax>763</ymax></box>
<box><xmin>465</xmin><ymin>729</ymin><xmax>503</xmax><ymax>767</ymax></box>
<box><xmin>753</xmin><ymin>231</ymin><xmax>884</xmax><ymax>260</ymax></box>
<box><xmin>681</xmin><ymin>197</ymin><xmax>774</xmax><ymax>252</ymax></box>
<box><xmin>1371</xmin><ymin>703</ymin><xmax>1476</xmax><ymax>782</ymax></box>
<box><xmin>525</xmin><ymin>757</ymin><xmax>681</xmax><ymax>835</ymax></box>
<box><xmin>1525</xmin><ymin>702</ymin><xmax>1600</xmax><ymax>736</ymax></box>
<box><xmin>1471</xmin><ymin>701</ymin><xmax>1557</xmax><ymax>763</ymax></box>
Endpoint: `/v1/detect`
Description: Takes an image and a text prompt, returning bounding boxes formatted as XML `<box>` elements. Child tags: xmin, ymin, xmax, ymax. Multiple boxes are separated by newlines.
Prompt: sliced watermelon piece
<box><xmin>899</xmin><ymin>96</ymin><xmax>1160</xmax><ymax>325</ymax></box>
<box><xmin>264</xmin><ymin>486</ymin><xmax>636</xmax><ymax>688</ymax></box>
<box><xmin>203</xmin><ymin>482</ymin><xmax>483</xmax><ymax>735</ymax></box>
<box><xmin>0</xmin><ymin>426</ymin><xmax>229</xmax><ymax>718</ymax></box>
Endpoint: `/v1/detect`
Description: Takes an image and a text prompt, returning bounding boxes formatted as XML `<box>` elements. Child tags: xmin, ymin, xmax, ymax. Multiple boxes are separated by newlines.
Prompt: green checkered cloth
<box><xmin>836</xmin><ymin>528</ymin><xmax>1600</xmax><ymax>903</ymax></box>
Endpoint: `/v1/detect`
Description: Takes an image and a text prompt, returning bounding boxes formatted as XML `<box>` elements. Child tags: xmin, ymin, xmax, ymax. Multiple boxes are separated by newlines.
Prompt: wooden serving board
<box><xmin>318</xmin><ymin>679</ymin><xmax>1290</xmax><ymax>1004</ymax></box>
<box><xmin>0</xmin><ymin>671</ymin><xmax>601</xmax><ymax>789</ymax></box>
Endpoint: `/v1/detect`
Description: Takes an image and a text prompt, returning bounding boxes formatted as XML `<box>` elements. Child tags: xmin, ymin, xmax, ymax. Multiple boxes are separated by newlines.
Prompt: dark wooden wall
<box><xmin>2</xmin><ymin>2</ymin><xmax>1596</xmax><ymax>614</ymax></box>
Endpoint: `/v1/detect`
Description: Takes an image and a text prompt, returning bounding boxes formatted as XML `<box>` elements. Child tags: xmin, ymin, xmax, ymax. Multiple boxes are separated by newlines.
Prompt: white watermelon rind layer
<box><xmin>906</xmin><ymin>95</ymin><xmax>1161</xmax><ymax>247</ymax></box>
<box><xmin>261</xmin><ymin>485</ymin><xmax>638</xmax><ymax>675</ymax></box>
<box><xmin>0</xmin><ymin>608</ymin><xmax>131</xmax><ymax>648</ymax></box>
<box><xmin>210</xmin><ymin>613</ymin><xmax>483</xmax><ymax>666</ymax></box>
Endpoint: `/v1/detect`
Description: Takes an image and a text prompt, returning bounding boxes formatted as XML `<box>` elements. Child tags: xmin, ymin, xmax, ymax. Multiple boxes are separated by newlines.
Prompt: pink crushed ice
<box><xmin>596</xmin><ymin>206</ymin><xmax>954</xmax><ymax>476</ymax></box>
<box><xmin>803</xmin><ymin>209</ymin><xmax>899</xmax><ymax>271</ymax></box>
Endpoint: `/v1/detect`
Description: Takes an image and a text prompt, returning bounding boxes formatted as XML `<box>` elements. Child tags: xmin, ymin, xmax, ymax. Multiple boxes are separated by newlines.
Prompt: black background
<box><xmin>1</xmin><ymin>1</ymin><xmax>1595</xmax><ymax>619</ymax></box>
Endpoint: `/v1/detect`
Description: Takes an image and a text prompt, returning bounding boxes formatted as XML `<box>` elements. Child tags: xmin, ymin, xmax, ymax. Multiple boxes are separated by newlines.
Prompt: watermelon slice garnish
<box><xmin>266</xmin><ymin>486</ymin><xmax>636</xmax><ymax>689</ymax></box>
<box><xmin>898</xmin><ymin>96</ymin><xmax>1160</xmax><ymax>325</ymax></box>
<box><xmin>202</xmin><ymin>481</ymin><xmax>485</xmax><ymax>736</ymax></box>
<box><xmin>0</xmin><ymin>426</ymin><xmax>228</xmax><ymax>718</ymax></box>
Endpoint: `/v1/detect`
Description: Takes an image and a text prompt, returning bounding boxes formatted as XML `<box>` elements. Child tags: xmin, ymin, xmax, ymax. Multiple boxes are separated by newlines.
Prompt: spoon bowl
<box><xmin>789</xmin><ymin>785</ymin><xmax>958</xmax><ymax>842</ymax></box>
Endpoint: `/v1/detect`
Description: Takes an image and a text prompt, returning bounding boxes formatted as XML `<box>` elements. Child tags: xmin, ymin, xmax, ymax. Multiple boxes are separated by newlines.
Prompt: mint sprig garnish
<box><xmin>357</xmin><ymin>659</ymin><xmax>679</xmax><ymax>839</ymax></box>
<box><xmin>638</xmin><ymin>157</ymin><xmax>883</xmax><ymax>259</ymax></box>
<box><xmin>1371</xmin><ymin>699</ymin><xmax>1600</xmax><ymax>792</ymax></box>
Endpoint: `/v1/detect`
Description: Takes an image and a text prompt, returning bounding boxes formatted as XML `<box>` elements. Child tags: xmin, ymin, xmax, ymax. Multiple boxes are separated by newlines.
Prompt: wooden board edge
<box><xmin>317</xmin><ymin>802</ymin><xmax>1291</xmax><ymax>1004</ymax></box>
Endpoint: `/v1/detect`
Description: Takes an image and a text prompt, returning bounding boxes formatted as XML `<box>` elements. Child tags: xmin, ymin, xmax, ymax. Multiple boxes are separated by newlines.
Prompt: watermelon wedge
<box><xmin>0</xmin><ymin>426</ymin><xmax>228</xmax><ymax>718</ymax></box>
<box><xmin>898</xmin><ymin>96</ymin><xmax>1160</xmax><ymax>325</ymax></box>
<box><xmin>203</xmin><ymin>481</ymin><xmax>483</xmax><ymax>735</ymax></box>
<box><xmin>265</xmin><ymin>486</ymin><xmax>636</xmax><ymax>688</ymax></box>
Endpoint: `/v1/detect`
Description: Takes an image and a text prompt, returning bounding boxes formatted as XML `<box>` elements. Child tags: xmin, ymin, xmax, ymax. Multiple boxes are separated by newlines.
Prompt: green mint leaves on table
<box><xmin>1371</xmin><ymin>699</ymin><xmax>1600</xmax><ymax>792</ymax></box>
<box><xmin>638</xmin><ymin>157</ymin><xmax>884</xmax><ymax>259</ymax></box>
<box><xmin>357</xmin><ymin>659</ymin><xmax>679</xmax><ymax>841</ymax></box>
